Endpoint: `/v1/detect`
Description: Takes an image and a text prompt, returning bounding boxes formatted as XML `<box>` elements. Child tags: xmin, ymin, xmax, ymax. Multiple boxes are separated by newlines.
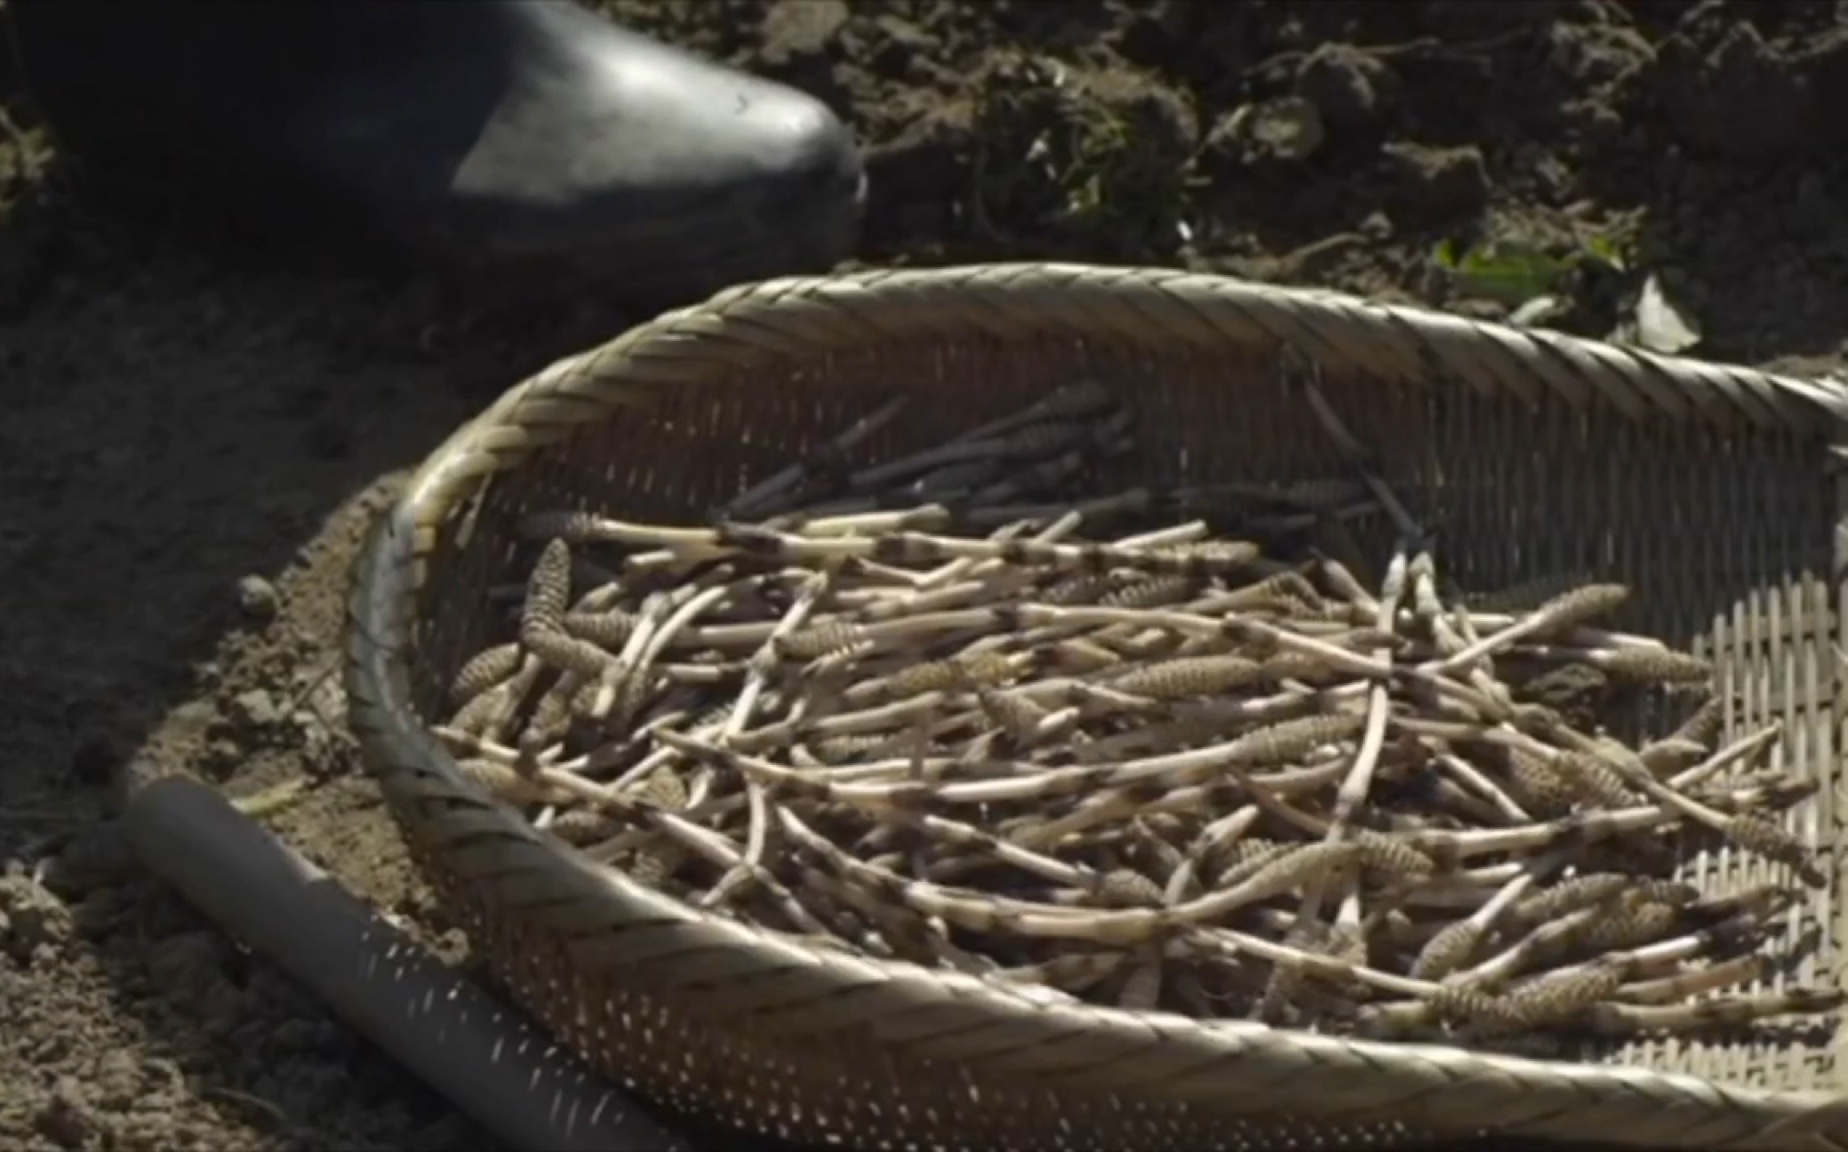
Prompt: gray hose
<box><xmin>123</xmin><ymin>775</ymin><xmax>691</xmax><ymax>1152</ymax></box>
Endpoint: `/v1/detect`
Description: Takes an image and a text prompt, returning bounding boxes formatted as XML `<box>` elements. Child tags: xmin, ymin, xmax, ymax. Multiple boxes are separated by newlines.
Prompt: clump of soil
<box><xmin>4</xmin><ymin>1</ymin><xmax>1848</xmax><ymax>1149</ymax></box>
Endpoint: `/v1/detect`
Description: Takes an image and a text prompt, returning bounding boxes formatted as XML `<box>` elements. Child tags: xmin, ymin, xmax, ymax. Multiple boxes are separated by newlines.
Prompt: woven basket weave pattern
<box><xmin>345</xmin><ymin>264</ymin><xmax>1848</xmax><ymax>1150</ymax></box>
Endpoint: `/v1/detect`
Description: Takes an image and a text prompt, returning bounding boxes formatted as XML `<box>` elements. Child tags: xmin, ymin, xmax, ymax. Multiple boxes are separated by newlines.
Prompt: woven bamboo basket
<box><xmin>344</xmin><ymin>263</ymin><xmax>1848</xmax><ymax>1151</ymax></box>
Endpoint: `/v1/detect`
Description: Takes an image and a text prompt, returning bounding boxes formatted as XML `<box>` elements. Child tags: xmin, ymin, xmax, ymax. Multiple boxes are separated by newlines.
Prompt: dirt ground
<box><xmin>3</xmin><ymin>1</ymin><xmax>1848</xmax><ymax>1148</ymax></box>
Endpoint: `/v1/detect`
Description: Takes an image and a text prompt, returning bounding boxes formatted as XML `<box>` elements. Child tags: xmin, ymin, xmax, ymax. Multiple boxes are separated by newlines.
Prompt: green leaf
<box><xmin>1434</xmin><ymin>239</ymin><xmax>1574</xmax><ymax>306</ymax></box>
<box><xmin>1581</xmin><ymin>233</ymin><xmax>1628</xmax><ymax>273</ymax></box>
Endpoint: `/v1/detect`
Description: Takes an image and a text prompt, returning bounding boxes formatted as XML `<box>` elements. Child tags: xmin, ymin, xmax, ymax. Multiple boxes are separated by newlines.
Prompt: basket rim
<box><xmin>343</xmin><ymin>262</ymin><xmax>1848</xmax><ymax>1149</ymax></box>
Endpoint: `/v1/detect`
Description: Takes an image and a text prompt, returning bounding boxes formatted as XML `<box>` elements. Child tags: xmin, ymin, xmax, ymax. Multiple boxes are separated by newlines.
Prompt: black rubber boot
<box><xmin>6</xmin><ymin>0</ymin><xmax>866</xmax><ymax>304</ymax></box>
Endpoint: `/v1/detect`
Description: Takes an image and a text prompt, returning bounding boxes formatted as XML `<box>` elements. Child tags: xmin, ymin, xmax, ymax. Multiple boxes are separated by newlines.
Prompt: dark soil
<box><xmin>3</xmin><ymin>1</ymin><xmax>1846</xmax><ymax>1148</ymax></box>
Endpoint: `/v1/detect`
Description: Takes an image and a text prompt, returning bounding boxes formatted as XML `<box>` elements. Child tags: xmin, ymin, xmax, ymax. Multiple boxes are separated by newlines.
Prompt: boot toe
<box><xmin>441</xmin><ymin>14</ymin><xmax>865</xmax><ymax>301</ymax></box>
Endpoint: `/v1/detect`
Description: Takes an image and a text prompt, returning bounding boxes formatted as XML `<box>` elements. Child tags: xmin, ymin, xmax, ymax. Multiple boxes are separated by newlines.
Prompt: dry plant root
<box><xmin>431</xmin><ymin>379</ymin><xmax>1835</xmax><ymax>1055</ymax></box>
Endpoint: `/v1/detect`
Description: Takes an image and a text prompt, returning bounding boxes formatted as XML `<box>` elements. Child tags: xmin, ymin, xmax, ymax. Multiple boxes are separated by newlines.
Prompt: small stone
<box><xmin>235</xmin><ymin>574</ymin><xmax>279</xmax><ymax>623</ymax></box>
<box><xmin>201</xmin><ymin>736</ymin><xmax>243</xmax><ymax>779</ymax></box>
<box><xmin>1295</xmin><ymin>43</ymin><xmax>1397</xmax><ymax>133</ymax></box>
<box><xmin>760</xmin><ymin>0</ymin><xmax>849</xmax><ymax>67</ymax></box>
<box><xmin>227</xmin><ymin>687</ymin><xmax>282</xmax><ymax>731</ymax></box>
<box><xmin>0</xmin><ymin>873</ymin><xmax>74</xmax><ymax>961</ymax></box>
<box><xmin>1246</xmin><ymin>96</ymin><xmax>1325</xmax><ymax>162</ymax></box>
<box><xmin>90</xmin><ymin>1050</ymin><xmax>143</xmax><ymax>1111</ymax></box>
<box><xmin>1211</xmin><ymin>96</ymin><xmax>1326</xmax><ymax>167</ymax></box>
<box><xmin>168</xmin><ymin>697</ymin><xmax>218</xmax><ymax>732</ymax></box>
<box><xmin>1383</xmin><ymin>141</ymin><xmax>1490</xmax><ymax>223</ymax></box>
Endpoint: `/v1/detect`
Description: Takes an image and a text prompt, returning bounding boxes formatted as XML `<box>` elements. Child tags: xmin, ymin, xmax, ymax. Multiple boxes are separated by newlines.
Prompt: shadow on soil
<box><xmin>0</xmin><ymin>129</ymin><xmax>679</xmax><ymax>1144</ymax></box>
